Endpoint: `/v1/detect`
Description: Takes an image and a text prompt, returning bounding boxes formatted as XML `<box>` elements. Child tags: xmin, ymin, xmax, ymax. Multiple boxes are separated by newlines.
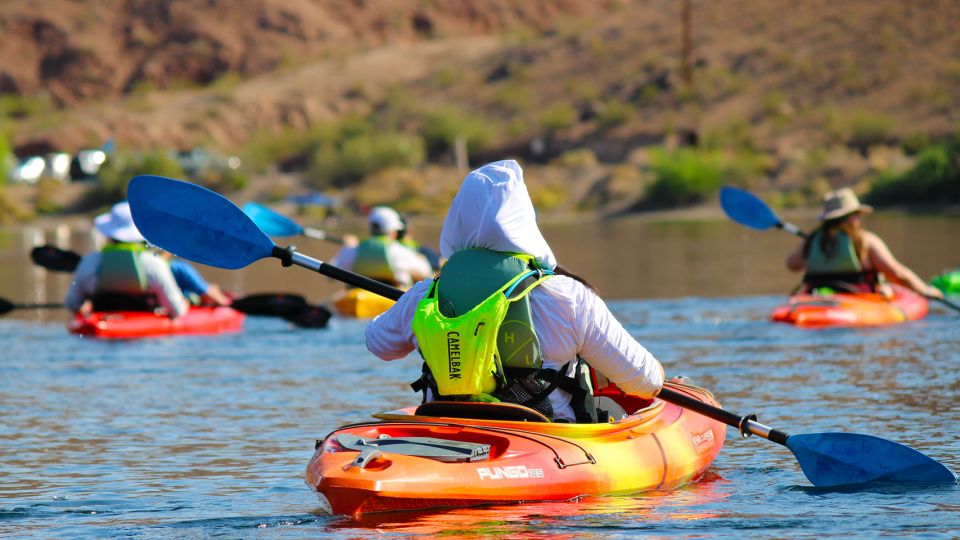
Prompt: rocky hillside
<box><xmin>2</xmin><ymin>0</ymin><xmax>959</xmax><ymax>215</ymax></box>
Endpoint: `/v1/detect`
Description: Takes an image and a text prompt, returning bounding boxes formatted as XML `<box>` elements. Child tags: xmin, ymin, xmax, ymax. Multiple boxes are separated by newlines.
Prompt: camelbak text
<box><xmin>446</xmin><ymin>331</ymin><xmax>461</xmax><ymax>379</ymax></box>
<box><xmin>476</xmin><ymin>465</ymin><xmax>544</xmax><ymax>480</ymax></box>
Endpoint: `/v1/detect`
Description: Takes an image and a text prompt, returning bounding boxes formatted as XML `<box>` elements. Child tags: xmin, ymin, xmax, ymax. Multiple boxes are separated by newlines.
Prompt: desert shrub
<box><xmin>309</xmin><ymin>131</ymin><xmax>425</xmax><ymax>188</ymax></box>
<box><xmin>539</xmin><ymin>103</ymin><xmax>577</xmax><ymax>133</ymax></box>
<box><xmin>34</xmin><ymin>177</ymin><xmax>63</xmax><ymax>214</ymax></box>
<box><xmin>703</xmin><ymin>116</ymin><xmax>755</xmax><ymax>151</ymax></box>
<box><xmin>198</xmin><ymin>167</ymin><xmax>250</xmax><ymax>193</ymax></box>
<box><xmin>0</xmin><ymin>134</ymin><xmax>11</xmax><ymax>185</ymax></box>
<box><xmin>0</xmin><ymin>92</ymin><xmax>53</xmax><ymax>120</ymax></box>
<box><xmin>493</xmin><ymin>83</ymin><xmax>533</xmax><ymax>113</ymax></box>
<box><xmin>825</xmin><ymin>108</ymin><xmax>893</xmax><ymax>150</ymax></box>
<box><xmin>0</xmin><ymin>189</ymin><xmax>33</xmax><ymax>223</ymax></box>
<box><xmin>242</xmin><ymin>122</ymin><xmax>338</xmax><ymax>173</ymax></box>
<box><xmin>900</xmin><ymin>132</ymin><xmax>930</xmax><ymax>155</ymax></box>
<box><xmin>595</xmin><ymin>100</ymin><xmax>634</xmax><ymax>129</ymax></box>
<box><xmin>552</xmin><ymin>148</ymin><xmax>598</xmax><ymax>169</ymax></box>
<box><xmin>422</xmin><ymin>107</ymin><xmax>494</xmax><ymax>157</ymax></box>
<box><xmin>644</xmin><ymin>148</ymin><xmax>727</xmax><ymax>208</ymax></box>
<box><xmin>865</xmin><ymin>138</ymin><xmax>960</xmax><ymax>205</ymax></box>
<box><xmin>94</xmin><ymin>151</ymin><xmax>186</xmax><ymax>205</ymax></box>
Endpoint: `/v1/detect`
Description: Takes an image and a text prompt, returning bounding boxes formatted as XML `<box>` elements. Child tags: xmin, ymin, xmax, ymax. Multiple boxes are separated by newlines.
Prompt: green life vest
<box><xmin>353</xmin><ymin>236</ymin><xmax>398</xmax><ymax>284</ymax></box>
<box><xmin>806</xmin><ymin>230</ymin><xmax>862</xmax><ymax>274</ymax></box>
<box><xmin>412</xmin><ymin>249</ymin><xmax>553</xmax><ymax>401</ymax></box>
<box><xmin>96</xmin><ymin>242</ymin><xmax>148</xmax><ymax>295</ymax></box>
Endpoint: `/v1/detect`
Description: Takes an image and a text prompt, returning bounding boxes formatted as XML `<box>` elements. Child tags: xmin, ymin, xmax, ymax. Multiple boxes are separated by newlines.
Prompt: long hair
<box><xmin>803</xmin><ymin>213</ymin><xmax>866</xmax><ymax>262</ymax></box>
<box><xmin>553</xmin><ymin>264</ymin><xmax>598</xmax><ymax>293</ymax></box>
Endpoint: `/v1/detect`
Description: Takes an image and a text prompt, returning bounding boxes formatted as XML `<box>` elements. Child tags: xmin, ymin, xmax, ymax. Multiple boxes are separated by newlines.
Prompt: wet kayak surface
<box><xmin>1</xmin><ymin>296</ymin><xmax>958</xmax><ymax>538</ymax></box>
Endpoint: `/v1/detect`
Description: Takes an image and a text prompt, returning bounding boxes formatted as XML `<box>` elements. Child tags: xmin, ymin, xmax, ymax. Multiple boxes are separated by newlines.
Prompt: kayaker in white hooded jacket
<box><xmin>365</xmin><ymin>160</ymin><xmax>664</xmax><ymax>422</ymax></box>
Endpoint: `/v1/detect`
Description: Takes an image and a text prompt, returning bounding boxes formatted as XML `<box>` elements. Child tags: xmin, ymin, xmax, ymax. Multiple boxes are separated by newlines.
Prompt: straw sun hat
<box><xmin>818</xmin><ymin>188</ymin><xmax>873</xmax><ymax>221</ymax></box>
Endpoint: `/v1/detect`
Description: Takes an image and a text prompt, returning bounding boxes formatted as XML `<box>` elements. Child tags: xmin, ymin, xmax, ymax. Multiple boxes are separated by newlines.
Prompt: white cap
<box><xmin>94</xmin><ymin>201</ymin><xmax>145</xmax><ymax>243</ymax></box>
<box><xmin>368</xmin><ymin>206</ymin><xmax>403</xmax><ymax>233</ymax></box>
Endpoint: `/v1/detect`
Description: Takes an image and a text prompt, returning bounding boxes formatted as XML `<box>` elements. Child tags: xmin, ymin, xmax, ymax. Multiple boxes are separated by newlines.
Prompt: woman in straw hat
<box><xmin>785</xmin><ymin>188</ymin><xmax>943</xmax><ymax>299</ymax></box>
<box><xmin>65</xmin><ymin>201</ymin><xmax>190</xmax><ymax>318</ymax></box>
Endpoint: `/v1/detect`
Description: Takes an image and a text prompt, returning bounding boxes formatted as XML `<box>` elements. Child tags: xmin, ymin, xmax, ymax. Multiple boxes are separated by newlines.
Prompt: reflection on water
<box><xmin>0</xmin><ymin>213</ymin><xmax>958</xmax><ymax>538</ymax></box>
<box><xmin>3</xmin><ymin>211</ymin><xmax>959</xmax><ymax>321</ymax></box>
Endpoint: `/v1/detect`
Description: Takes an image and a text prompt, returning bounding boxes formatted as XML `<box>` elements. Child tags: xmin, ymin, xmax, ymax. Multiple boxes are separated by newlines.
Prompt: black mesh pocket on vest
<box><xmin>497</xmin><ymin>377</ymin><xmax>554</xmax><ymax>419</ymax></box>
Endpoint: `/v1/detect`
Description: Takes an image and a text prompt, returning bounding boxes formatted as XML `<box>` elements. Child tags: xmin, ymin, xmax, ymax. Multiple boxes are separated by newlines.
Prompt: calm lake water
<box><xmin>1</xmin><ymin>211</ymin><xmax>958</xmax><ymax>537</ymax></box>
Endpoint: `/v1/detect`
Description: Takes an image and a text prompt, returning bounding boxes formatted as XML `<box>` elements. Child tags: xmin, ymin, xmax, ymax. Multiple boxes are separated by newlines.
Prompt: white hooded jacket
<box><xmin>365</xmin><ymin>160</ymin><xmax>664</xmax><ymax>421</ymax></box>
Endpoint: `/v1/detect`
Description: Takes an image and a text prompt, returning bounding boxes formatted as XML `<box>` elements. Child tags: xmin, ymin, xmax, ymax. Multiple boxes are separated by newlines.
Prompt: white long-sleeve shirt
<box><xmin>365</xmin><ymin>274</ymin><xmax>664</xmax><ymax>421</ymax></box>
<box><xmin>65</xmin><ymin>251</ymin><xmax>190</xmax><ymax>318</ymax></box>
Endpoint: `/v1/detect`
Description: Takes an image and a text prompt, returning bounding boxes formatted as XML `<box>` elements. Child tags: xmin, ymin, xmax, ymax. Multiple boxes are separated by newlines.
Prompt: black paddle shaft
<box><xmin>272</xmin><ymin>246</ymin><xmax>404</xmax><ymax>302</ymax></box>
<box><xmin>658</xmin><ymin>387</ymin><xmax>790</xmax><ymax>445</ymax></box>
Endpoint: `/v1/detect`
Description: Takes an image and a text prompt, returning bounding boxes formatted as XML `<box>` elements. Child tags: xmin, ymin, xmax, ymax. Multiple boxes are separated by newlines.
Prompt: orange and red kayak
<box><xmin>771</xmin><ymin>283</ymin><xmax>928</xmax><ymax>328</ymax></box>
<box><xmin>68</xmin><ymin>306</ymin><xmax>245</xmax><ymax>339</ymax></box>
<box><xmin>305</xmin><ymin>379</ymin><xmax>725</xmax><ymax>517</ymax></box>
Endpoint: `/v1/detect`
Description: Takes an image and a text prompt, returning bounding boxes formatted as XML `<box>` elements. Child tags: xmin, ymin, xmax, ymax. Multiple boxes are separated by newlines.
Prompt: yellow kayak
<box><xmin>331</xmin><ymin>288</ymin><xmax>396</xmax><ymax>318</ymax></box>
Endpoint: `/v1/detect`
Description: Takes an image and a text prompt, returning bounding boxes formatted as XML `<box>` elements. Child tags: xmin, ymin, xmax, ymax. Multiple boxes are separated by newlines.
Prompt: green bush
<box><xmin>309</xmin><ymin>131</ymin><xmax>425</xmax><ymax>188</ymax></box>
<box><xmin>645</xmin><ymin>148</ymin><xmax>727</xmax><ymax>208</ymax></box>
<box><xmin>596</xmin><ymin>100</ymin><xmax>634</xmax><ymax>129</ymax></box>
<box><xmin>865</xmin><ymin>138</ymin><xmax>960</xmax><ymax>205</ymax></box>
<box><xmin>825</xmin><ymin>108</ymin><xmax>893</xmax><ymax>149</ymax></box>
<box><xmin>34</xmin><ymin>177</ymin><xmax>63</xmax><ymax>214</ymax></box>
<box><xmin>94</xmin><ymin>151</ymin><xmax>186</xmax><ymax>204</ymax></box>
<box><xmin>539</xmin><ymin>103</ymin><xmax>577</xmax><ymax>133</ymax></box>
<box><xmin>422</xmin><ymin>107</ymin><xmax>494</xmax><ymax>157</ymax></box>
<box><xmin>0</xmin><ymin>134</ymin><xmax>12</xmax><ymax>185</ymax></box>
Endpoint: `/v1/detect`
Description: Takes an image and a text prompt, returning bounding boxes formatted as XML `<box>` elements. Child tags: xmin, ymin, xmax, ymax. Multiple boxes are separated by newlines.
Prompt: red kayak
<box><xmin>771</xmin><ymin>283</ymin><xmax>928</xmax><ymax>328</ymax></box>
<box><xmin>68</xmin><ymin>306</ymin><xmax>245</xmax><ymax>339</ymax></box>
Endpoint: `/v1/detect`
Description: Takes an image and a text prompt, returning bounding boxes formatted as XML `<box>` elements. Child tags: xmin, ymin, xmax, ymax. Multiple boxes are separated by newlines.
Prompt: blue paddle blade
<box><xmin>128</xmin><ymin>175</ymin><xmax>276</xmax><ymax>270</ymax></box>
<box><xmin>720</xmin><ymin>186</ymin><xmax>781</xmax><ymax>231</ymax></box>
<box><xmin>787</xmin><ymin>433</ymin><xmax>958</xmax><ymax>487</ymax></box>
<box><xmin>242</xmin><ymin>202</ymin><xmax>304</xmax><ymax>238</ymax></box>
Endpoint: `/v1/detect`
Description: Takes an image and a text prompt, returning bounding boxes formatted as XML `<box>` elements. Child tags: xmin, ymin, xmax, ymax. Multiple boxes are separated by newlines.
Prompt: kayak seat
<box><xmin>90</xmin><ymin>292</ymin><xmax>159</xmax><ymax>312</ymax></box>
<box><xmin>415</xmin><ymin>401</ymin><xmax>551</xmax><ymax>423</ymax></box>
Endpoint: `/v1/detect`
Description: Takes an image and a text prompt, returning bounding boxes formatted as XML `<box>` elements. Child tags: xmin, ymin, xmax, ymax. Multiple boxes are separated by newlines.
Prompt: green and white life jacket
<box><xmin>804</xmin><ymin>230</ymin><xmax>877</xmax><ymax>292</ymax></box>
<box><xmin>353</xmin><ymin>236</ymin><xmax>398</xmax><ymax>285</ymax></box>
<box><xmin>410</xmin><ymin>249</ymin><xmax>599</xmax><ymax>422</ymax></box>
<box><xmin>96</xmin><ymin>243</ymin><xmax>149</xmax><ymax>295</ymax></box>
<box><xmin>93</xmin><ymin>242</ymin><xmax>159</xmax><ymax>311</ymax></box>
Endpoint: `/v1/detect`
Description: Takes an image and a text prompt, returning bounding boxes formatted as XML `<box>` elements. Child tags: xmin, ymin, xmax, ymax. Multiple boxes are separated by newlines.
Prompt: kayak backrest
<box><xmin>415</xmin><ymin>400</ymin><xmax>551</xmax><ymax>422</ymax></box>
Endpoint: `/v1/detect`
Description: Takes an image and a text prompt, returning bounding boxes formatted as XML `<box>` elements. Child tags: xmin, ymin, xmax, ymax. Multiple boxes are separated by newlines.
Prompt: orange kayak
<box><xmin>771</xmin><ymin>284</ymin><xmax>928</xmax><ymax>328</ymax></box>
<box><xmin>68</xmin><ymin>306</ymin><xmax>245</xmax><ymax>339</ymax></box>
<box><xmin>305</xmin><ymin>379</ymin><xmax>725</xmax><ymax>517</ymax></box>
<box><xmin>330</xmin><ymin>288</ymin><xmax>396</xmax><ymax>318</ymax></box>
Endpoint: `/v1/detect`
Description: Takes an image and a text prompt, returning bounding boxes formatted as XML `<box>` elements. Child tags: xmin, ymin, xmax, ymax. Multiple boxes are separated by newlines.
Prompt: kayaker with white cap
<box><xmin>365</xmin><ymin>159</ymin><xmax>664</xmax><ymax>423</ymax></box>
<box><xmin>786</xmin><ymin>187</ymin><xmax>943</xmax><ymax>299</ymax></box>
<box><xmin>65</xmin><ymin>201</ymin><xmax>189</xmax><ymax>317</ymax></box>
<box><xmin>331</xmin><ymin>205</ymin><xmax>432</xmax><ymax>288</ymax></box>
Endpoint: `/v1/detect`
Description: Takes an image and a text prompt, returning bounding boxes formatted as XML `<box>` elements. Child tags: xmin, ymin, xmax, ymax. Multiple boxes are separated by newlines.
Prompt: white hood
<box><xmin>439</xmin><ymin>160</ymin><xmax>556</xmax><ymax>270</ymax></box>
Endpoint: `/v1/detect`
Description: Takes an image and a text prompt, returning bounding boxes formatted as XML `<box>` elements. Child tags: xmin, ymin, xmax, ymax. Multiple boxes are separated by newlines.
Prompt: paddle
<box><xmin>127</xmin><ymin>174</ymin><xmax>957</xmax><ymax>488</ymax></box>
<box><xmin>243</xmin><ymin>202</ymin><xmax>344</xmax><ymax>244</ymax></box>
<box><xmin>0</xmin><ymin>292</ymin><xmax>329</xmax><ymax>324</ymax></box>
<box><xmin>31</xmin><ymin>245</ymin><xmax>81</xmax><ymax>272</ymax></box>
<box><xmin>0</xmin><ymin>298</ymin><xmax>65</xmax><ymax>315</ymax></box>
<box><xmin>719</xmin><ymin>186</ymin><xmax>960</xmax><ymax>314</ymax></box>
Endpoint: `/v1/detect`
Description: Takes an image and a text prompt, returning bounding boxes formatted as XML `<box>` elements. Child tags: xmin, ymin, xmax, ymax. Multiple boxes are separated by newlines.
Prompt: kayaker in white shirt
<box><xmin>365</xmin><ymin>160</ymin><xmax>664</xmax><ymax>422</ymax></box>
<box><xmin>65</xmin><ymin>202</ymin><xmax>189</xmax><ymax>318</ymax></box>
<box><xmin>332</xmin><ymin>206</ymin><xmax>432</xmax><ymax>288</ymax></box>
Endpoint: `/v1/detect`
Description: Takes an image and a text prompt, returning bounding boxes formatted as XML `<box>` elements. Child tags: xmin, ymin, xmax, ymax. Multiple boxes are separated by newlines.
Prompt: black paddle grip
<box><xmin>657</xmin><ymin>387</ymin><xmax>744</xmax><ymax>427</ymax></box>
<box><xmin>272</xmin><ymin>245</ymin><xmax>295</xmax><ymax>267</ymax></box>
